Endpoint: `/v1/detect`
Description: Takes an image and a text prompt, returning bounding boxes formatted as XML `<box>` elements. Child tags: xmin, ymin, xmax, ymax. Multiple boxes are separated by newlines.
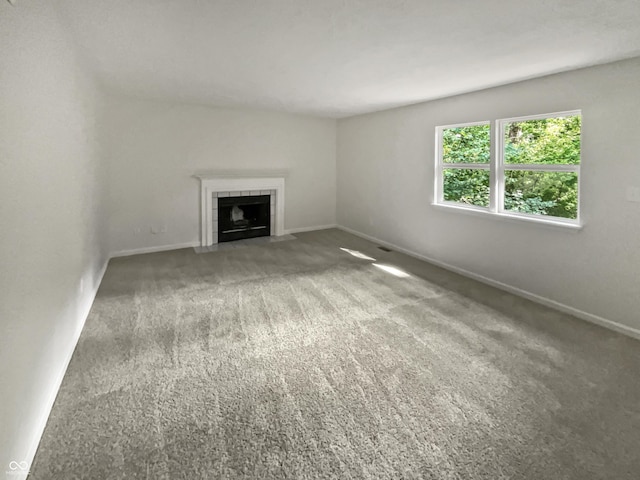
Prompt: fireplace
<box><xmin>195</xmin><ymin>172</ymin><xmax>286</xmax><ymax>247</ymax></box>
<box><xmin>218</xmin><ymin>195</ymin><xmax>271</xmax><ymax>242</ymax></box>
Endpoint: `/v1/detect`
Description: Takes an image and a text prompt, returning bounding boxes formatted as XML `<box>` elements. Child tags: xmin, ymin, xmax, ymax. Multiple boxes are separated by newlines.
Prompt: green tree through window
<box><xmin>441</xmin><ymin>123</ymin><xmax>490</xmax><ymax>207</ymax></box>
<box><xmin>437</xmin><ymin>112</ymin><xmax>581</xmax><ymax>222</ymax></box>
<box><xmin>503</xmin><ymin>115</ymin><xmax>580</xmax><ymax>219</ymax></box>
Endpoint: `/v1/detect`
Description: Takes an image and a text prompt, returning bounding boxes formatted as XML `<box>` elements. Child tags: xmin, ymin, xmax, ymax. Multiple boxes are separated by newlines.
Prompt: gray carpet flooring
<box><xmin>30</xmin><ymin>228</ymin><xmax>640</xmax><ymax>479</ymax></box>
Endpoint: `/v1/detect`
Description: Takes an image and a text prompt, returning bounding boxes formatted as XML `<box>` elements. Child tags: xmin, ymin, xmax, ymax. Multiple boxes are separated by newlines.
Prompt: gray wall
<box><xmin>337</xmin><ymin>57</ymin><xmax>640</xmax><ymax>332</ymax></box>
<box><xmin>103</xmin><ymin>94</ymin><xmax>337</xmax><ymax>255</ymax></box>
<box><xmin>0</xmin><ymin>2</ymin><xmax>108</xmax><ymax>471</ymax></box>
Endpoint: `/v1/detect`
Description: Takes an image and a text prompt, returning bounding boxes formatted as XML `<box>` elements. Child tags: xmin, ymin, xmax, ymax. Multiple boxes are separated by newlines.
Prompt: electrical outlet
<box><xmin>151</xmin><ymin>226</ymin><xmax>159</xmax><ymax>234</ymax></box>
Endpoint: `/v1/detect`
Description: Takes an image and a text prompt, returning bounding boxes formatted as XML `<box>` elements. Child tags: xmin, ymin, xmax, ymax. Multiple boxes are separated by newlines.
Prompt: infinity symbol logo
<box><xmin>8</xmin><ymin>461</ymin><xmax>28</xmax><ymax>471</ymax></box>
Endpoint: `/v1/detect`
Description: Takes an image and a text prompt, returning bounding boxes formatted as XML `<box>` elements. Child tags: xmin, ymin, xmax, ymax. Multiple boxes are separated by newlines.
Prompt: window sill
<box><xmin>431</xmin><ymin>202</ymin><xmax>583</xmax><ymax>231</ymax></box>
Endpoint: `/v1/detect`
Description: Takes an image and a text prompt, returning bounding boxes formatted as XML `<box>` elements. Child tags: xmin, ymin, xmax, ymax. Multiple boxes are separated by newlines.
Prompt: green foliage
<box><xmin>504</xmin><ymin>116</ymin><xmax>581</xmax><ymax>165</ymax></box>
<box><xmin>443</xmin><ymin>169</ymin><xmax>489</xmax><ymax>207</ymax></box>
<box><xmin>504</xmin><ymin>171</ymin><xmax>578</xmax><ymax>219</ymax></box>
<box><xmin>504</xmin><ymin>189</ymin><xmax>556</xmax><ymax>215</ymax></box>
<box><xmin>442</xmin><ymin>125</ymin><xmax>490</xmax><ymax>163</ymax></box>
<box><xmin>443</xmin><ymin>115</ymin><xmax>580</xmax><ymax>219</ymax></box>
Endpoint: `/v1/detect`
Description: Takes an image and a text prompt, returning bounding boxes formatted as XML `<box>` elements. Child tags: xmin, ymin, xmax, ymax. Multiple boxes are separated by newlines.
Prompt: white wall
<box><xmin>337</xmin><ymin>57</ymin><xmax>640</xmax><ymax>333</ymax></box>
<box><xmin>0</xmin><ymin>3</ymin><xmax>107</xmax><ymax>474</ymax></box>
<box><xmin>1</xmin><ymin>4</ymin><xmax>635</xmax><ymax>472</ymax></box>
<box><xmin>103</xmin><ymin>95</ymin><xmax>337</xmax><ymax>255</ymax></box>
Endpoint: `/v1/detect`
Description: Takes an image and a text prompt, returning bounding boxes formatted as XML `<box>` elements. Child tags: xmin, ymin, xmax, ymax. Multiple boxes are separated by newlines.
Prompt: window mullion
<box><xmin>441</xmin><ymin>163</ymin><xmax>490</xmax><ymax>170</ymax></box>
<box><xmin>504</xmin><ymin>164</ymin><xmax>580</xmax><ymax>172</ymax></box>
<box><xmin>434</xmin><ymin>127</ymin><xmax>443</xmax><ymax>204</ymax></box>
<box><xmin>491</xmin><ymin>119</ymin><xmax>503</xmax><ymax>213</ymax></box>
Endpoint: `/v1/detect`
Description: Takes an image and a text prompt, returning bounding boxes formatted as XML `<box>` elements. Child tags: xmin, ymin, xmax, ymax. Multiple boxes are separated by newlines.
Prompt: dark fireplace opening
<box><xmin>218</xmin><ymin>195</ymin><xmax>271</xmax><ymax>243</ymax></box>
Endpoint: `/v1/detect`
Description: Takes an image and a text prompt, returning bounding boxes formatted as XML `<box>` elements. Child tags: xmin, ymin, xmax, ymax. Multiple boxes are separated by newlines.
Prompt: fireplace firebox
<box><xmin>218</xmin><ymin>195</ymin><xmax>271</xmax><ymax>242</ymax></box>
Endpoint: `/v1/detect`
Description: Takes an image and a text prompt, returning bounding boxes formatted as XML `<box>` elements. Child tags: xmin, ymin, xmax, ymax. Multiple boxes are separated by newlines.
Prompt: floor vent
<box><xmin>377</xmin><ymin>246</ymin><xmax>392</xmax><ymax>252</ymax></box>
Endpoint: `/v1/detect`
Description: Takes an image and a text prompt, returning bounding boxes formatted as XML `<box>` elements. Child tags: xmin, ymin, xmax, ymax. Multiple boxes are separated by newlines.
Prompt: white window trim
<box><xmin>434</xmin><ymin>110</ymin><xmax>582</xmax><ymax>229</ymax></box>
<box><xmin>434</xmin><ymin>120</ymin><xmax>491</xmax><ymax>209</ymax></box>
<box><xmin>431</xmin><ymin>202</ymin><xmax>583</xmax><ymax>231</ymax></box>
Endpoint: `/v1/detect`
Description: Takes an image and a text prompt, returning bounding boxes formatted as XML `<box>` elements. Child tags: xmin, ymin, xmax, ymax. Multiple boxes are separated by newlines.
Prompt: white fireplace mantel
<box><xmin>195</xmin><ymin>171</ymin><xmax>286</xmax><ymax>247</ymax></box>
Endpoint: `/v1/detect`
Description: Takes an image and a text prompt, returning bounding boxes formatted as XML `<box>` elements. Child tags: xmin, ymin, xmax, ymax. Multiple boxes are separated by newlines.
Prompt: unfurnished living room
<box><xmin>2</xmin><ymin>1</ymin><xmax>640</xmax><ymax>479</ymax></box>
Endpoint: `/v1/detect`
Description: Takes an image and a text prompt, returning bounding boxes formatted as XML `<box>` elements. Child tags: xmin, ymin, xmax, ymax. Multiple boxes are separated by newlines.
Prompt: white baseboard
<box><xmin>111</xmin><ymin>229</ymin><xmax>337</xmax><ymax>256</ymax></box>
<box><xmin>110</xmin><ymin>241</ymin><xmax>201</xmax><ymax>258</ymax></box>
<box><xmin>337</xmin><ymin>225</ymin><xmax>640</xmax><ymax>341</ymax></box>
<box><xmin>24</xmin><ymin>258</ymin><xmax>109</xmax><ymax>473</ymax></box>
<box><xmin>284</xmin><ymin>224</ymin><xmax>337</xmax><ymax>234</ymax></box>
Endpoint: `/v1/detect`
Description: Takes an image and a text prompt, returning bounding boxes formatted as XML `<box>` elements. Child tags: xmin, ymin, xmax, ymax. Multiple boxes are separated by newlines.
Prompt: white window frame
<box><xmin>434</xmin><ymin>110</ymin><xmax>582</xmax><ymax>229</ymax></box>
<box><xmin>434</xmin><ymin>120</ymin><xmax>491</xmax><ymax>212</ymax></box>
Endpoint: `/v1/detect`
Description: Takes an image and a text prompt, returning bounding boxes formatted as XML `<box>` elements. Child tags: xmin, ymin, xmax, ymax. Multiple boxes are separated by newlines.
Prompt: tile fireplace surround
<box><xmin>195</xmin><ymin>172</ymin><xmax>286</xmax><ymax>247</ymax></box>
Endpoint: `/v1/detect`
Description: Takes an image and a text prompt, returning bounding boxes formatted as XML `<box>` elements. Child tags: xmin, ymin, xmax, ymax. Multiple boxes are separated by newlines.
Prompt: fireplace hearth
<box><xmin>218</xmin><ymin>195</ymin><xmax>271</xmax><ymax>242</ymax></box>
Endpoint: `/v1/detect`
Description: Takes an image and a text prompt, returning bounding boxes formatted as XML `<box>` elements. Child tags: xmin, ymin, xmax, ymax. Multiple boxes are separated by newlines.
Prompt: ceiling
<box><xmin>53</xmin><ymin>0</ymin><xmax>640</xmax><ymax>118</ymax></box>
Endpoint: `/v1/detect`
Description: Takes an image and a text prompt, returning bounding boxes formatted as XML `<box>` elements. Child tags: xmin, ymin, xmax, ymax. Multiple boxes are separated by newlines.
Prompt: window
<box><xmin>438</xmin><ymin>122</ymin><xmax>491</xmax><ymax>209</ymax></box>
<box><xmin>435</xmin><ymin>111</ymin><xmax>581</xmax><ymax>226</ymax></box>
